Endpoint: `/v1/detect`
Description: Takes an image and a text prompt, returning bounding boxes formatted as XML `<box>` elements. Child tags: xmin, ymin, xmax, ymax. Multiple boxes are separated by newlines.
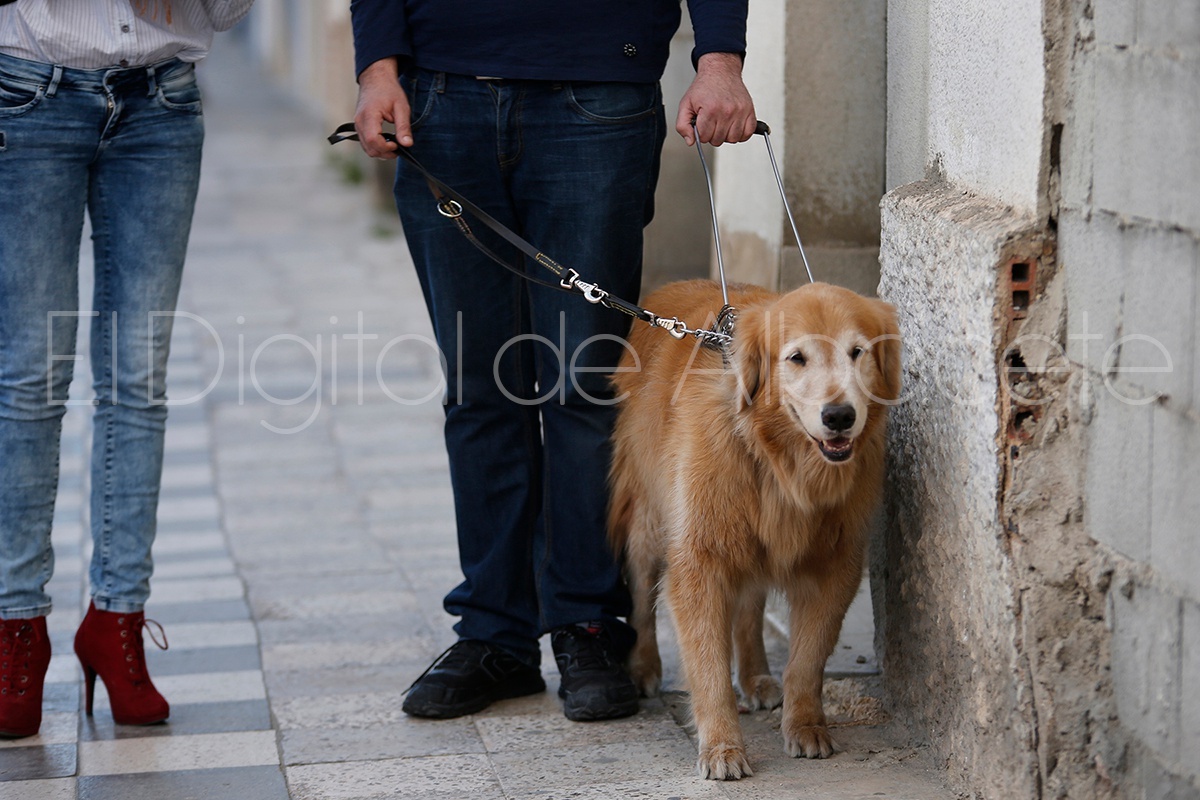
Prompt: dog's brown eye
<box><xmin>850</xmin><ymin>346</ymin><xmax>864</xmax><ymax>361</ymax></box>
<box><xmin>789</xmin><ymin>352</ymin><xmax>806</xmax><ymax>366</ymax></box>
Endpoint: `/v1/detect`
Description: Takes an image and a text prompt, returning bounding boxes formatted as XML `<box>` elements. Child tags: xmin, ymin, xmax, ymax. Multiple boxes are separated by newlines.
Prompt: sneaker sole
<box><xmin>559</xmin><ymin>689</ymin><xmax>640</xmax><ymax>722</ymax></box>
<box><xmin>402</xmin><ymin>677</ymin><xmax>546</xmax><ymax>719</ymax></box>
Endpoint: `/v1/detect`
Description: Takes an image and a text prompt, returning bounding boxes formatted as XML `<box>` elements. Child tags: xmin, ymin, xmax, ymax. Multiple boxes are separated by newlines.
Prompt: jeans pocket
<box><xmin>0</xmin><ymin>73</ymin><xmax>44</xmax><ymax>118</ymax></box>
<box><xmin>155</xmin><ymin>66</ymin><xmax>202</xmax><ymax>114</ymax></box>
<box><xmin>401</xmin><ymin>71</ymin><xmax>437</xmax><ymax>131</ymax></box>
<box><xmin>566</xmin><ymin>82</ymin><xmax>659</xmax><ymax>123</ymax></box>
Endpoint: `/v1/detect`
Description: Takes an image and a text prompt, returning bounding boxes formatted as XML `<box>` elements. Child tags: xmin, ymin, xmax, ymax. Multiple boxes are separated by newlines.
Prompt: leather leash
<box><xmin>328</xmin><ymin>122</ymin><xmax>732</xmax><ymax>351</ymax></box>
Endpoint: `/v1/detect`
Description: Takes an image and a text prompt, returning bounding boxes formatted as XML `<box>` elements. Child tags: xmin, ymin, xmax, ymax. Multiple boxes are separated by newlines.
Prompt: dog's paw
<box><xmin>697</xmin><ymin>743</ymin><xmax>753</xmax><ymax>780</ymax></box>
<box><xmin>738</xmin><ymin>675</ymin><xmax>783</xmax><ymax>711</ymax></box>
<box><xmin>783</xmin><ymin>723</ymin><xmax>838</xmax><ymax>759</ymax></box>
<box><xmin>632</xmin><ymin>670</ymin><xmax>661</xmax><ymax>698</ymax></box>
<box><xmin>629</xmin><ymin>652</ymin><xmax>662</xmax><ymax>697</ymax></box>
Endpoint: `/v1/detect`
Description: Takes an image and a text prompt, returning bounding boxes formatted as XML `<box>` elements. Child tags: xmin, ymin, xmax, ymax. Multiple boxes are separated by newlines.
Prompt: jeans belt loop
<box><xmin>145</xmin><ymin>64</ymin><xmax>158</xmax><ymax>98</ymax></box>
<box><xmin>433</xmin><ymin>71</ymin><xmax>445</xmax><ymax>94</ymax></box>
<box><xmin>46</xmin><ymin>65</ymin><xmax>63</xmax><ymax>98</ymax></box>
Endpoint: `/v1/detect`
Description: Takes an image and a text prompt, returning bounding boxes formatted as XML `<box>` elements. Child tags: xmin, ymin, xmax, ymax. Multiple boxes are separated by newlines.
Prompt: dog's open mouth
<box><xmin>816</xmin><ymin>436</ymin><xmax>854</xmax><ymax>463</ymax></box>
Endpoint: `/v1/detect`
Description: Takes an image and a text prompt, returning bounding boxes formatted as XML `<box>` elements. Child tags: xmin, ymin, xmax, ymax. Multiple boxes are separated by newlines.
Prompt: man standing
<box><xmin>350</xmin><ymin>1</ymin><xmax>755</xmax><ymax>722</ymax></box>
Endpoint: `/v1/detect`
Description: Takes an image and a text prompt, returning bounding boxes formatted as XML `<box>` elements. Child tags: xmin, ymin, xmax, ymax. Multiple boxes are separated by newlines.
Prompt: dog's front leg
<box><xmin>780</xmin><ymin>573</ymin><xmax>858</xmax><ymax>759</ymax></box>
<box><xmin>668</xmin><ymin>558</ymin><xmax>751</xmax><ymax>780</ymax></box>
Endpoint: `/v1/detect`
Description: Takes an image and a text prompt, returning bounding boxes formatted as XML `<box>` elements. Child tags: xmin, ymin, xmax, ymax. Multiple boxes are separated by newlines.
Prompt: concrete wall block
<box><xmin>1092</xmin><ymin>50</ymin><xmax>1200</xmax><ymax>230</ymax></box>
<box><xmin>923</xmin><ymin>0</ymin><xmax>1045</xmax><ymax>212</ymax></box>
<box><xmin>1093</xmin><ymin>0</ymin><xmax>1138</xmax><ymax>47</ymax></box>
<box><xmin>1121</xmin><ymin>224</ymin><xmax>1199</xmax><ymax>407</ymax></box>
<box><xmin>1194</xmin><ymin>260</ymin><xmax>1200</xmax><ymax>416</ymax></box>
<box><xmin>1150</xmin><ymin>407</ymin><xmax>1200</xmax><ymax>600</ymax></box>
<box><xmin>784</xmin><ymin>0</ymin><xmax>887</xmax><ymax>243</ymax></box>
<box><xmin>1139</xmin><ymin>750</ymin><xmax>1200</xmax><ymax>800</ymax></box>
<box><xmin>1061</xmin><ymin>210</ymin><xmax>1125</xmax><ymax>369</ymax></box>
<box><xmin>1061</xmin><ymin>46</ymin><xmax>1097</xmax><ymax>212</ymax></box>
<box><xmin>1085</xmin><ymin>375</ymin><xmax>1153</xmax><ymax>561</ymax></box>
<box><xmin>885</xmin><ymin>0</ymin><xmax>930</xmax><ymax>191</ymax></box>
<box><xmin>784</xmin><ymin>245</ymin><xmax>881</xmax><ymax>296</ymax></box>
<box><xmin>1110</xmin><ymin>581</ymin><xmax>1183</xmax><ymax>761</ymax></box>
<box><xmin>1181</xmin><ymin>599</ymin><xmax>1200</xmax><ymax>782</ymax></box>
<box><xmin>1136</xmin><ymin>0</ymin><xmax>1200</xmax><ymax>51</ymax></box>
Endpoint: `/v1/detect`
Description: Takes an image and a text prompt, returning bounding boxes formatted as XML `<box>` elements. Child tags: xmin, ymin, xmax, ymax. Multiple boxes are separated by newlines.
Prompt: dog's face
<box><xmin>733</xmin><ymin>283</ymin><xmax>901</xmax><ymax>465</ymax></box>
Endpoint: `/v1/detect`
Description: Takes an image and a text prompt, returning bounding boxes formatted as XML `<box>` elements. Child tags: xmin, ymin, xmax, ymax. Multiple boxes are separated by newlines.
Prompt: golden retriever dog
<box><xmin>608</xmin><ymin>280</ymin><xmax>901</xmax><ymax>780</ymax></box>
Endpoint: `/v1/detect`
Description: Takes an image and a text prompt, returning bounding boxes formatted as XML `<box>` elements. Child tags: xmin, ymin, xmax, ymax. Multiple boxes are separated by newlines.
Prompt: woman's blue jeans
<box><xmin>0</xmin><ymin>53</ymin><xmax>204</xmax><ymax>619</ymax></box>
<box><xmin>393</xmin><ymin>70</ymin><xmax>666</xmax><ymax>665</ymax></box>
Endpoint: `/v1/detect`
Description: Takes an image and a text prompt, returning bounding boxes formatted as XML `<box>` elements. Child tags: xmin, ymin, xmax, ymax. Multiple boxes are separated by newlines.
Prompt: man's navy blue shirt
<box><xmin>350</xmin><ymin>0</ymin><xmax>748</xmax><ymax>82</ymax></box>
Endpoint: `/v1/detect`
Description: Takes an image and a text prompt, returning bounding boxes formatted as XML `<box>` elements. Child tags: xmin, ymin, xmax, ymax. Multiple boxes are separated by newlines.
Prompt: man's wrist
<box><xmin>358</xmin><ymin>57</ymin><xmax>400</xmax><ymax>86</ymax></box>
<box><xmin>696</xmin><ymin>52</ymin><xmax>745</xmax><ymax>76</ymax></box>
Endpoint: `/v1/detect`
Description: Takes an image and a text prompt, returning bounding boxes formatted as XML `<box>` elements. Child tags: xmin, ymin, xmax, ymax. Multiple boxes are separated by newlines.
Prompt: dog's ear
<box><xmin>732</xmin><ymin>306</ymin><xmax>769</xmax><ymax>411</ymax></box>
<box><xmin>869</xmin><ymin>299</ymin><xmax>902</xmax><ymax>402</ymax></box>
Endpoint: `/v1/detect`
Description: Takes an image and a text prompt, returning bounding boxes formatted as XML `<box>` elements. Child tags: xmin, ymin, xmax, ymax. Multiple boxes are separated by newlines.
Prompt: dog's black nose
<box><xmin>821</xmin><ymin>404</ymin><xmax>857</xmax><ymax>433</ymax></box>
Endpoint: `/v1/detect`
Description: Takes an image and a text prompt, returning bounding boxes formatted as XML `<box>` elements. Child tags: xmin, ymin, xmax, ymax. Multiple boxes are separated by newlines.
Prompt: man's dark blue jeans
<box><xmin>392</xmin><ymin>69</ymin><xmax>666</xmax><ymax>666</ymax></box>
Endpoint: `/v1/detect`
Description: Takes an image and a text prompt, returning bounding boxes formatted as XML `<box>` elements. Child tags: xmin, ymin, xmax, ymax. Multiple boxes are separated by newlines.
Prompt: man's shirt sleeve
<box><xmin>686</xmin><ymin>0</ymin><xmax>748</xmax><ymax>66</ymax></box>
<box><xmin>350</xmin><ymin>0</ymin><xmax>411</xmax><ymax>79</ymax></box>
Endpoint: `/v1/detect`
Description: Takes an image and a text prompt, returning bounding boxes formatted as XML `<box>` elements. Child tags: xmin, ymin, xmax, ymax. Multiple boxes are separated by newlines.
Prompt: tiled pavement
<box><xmin>0</xmin><ymin>36</ymin><xmax>955</xmax><ymax>800</ymax></box>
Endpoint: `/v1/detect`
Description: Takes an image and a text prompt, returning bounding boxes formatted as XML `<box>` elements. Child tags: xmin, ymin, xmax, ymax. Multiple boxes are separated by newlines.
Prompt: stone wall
<box><xmin>876</xmin><ymin>0</ymin><xmax>1200</xmax><ymax>797</ymax></box>
<box><xmin>875</xmin><ymin>182</ymin><xmax>1047</xmax><ymax>799</ymax></box>
<box><xmin>1059</xmin><ymin>0</ymin><xmax>1200</xmax><ymax>793</ymax></box>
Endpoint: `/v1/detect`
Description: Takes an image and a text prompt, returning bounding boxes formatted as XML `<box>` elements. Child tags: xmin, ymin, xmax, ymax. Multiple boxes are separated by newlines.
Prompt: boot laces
<box><xmin>118</xmin><ymin>615</ymin><xmax>169</xmax><ymax>684</ymax></box>
<box><xmin>0</xmin><ymin>619</ymin><xmax>42</xmax><ymax>697</ymax></box>
<box><xmin>403</xmin><ymin>640</ymin><xmax>490</xmax><ymax>694</ymax></box>
<box><xmin>559</xmin><ymin>625</ymin><xmax>616</xmax><ymax>673</ymax></box>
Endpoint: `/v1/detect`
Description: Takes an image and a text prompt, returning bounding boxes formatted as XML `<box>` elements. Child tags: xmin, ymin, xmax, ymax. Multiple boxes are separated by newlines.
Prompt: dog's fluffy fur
<box><xmin>609</xmin><ymin>280</ymin><xmax>901</xmax><ymax>780</ymax></box>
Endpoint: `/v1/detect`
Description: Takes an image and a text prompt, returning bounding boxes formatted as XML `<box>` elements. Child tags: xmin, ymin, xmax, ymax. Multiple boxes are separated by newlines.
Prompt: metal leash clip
<box><xmin>560</xmin><ymin>269</ymin><xmax>609</xmax><ymax>304</ymax></box>
<box><xmin>651</xmin><ymin>316</ymin><xmax>690</xmax><ymax>340</ymax></box>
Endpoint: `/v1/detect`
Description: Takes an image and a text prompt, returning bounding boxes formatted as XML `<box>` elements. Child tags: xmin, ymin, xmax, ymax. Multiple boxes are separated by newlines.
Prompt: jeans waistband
<box><xmin>0</xmin><ymin>51</ymin><xmax>191</xmax><ymax>97</ymax></box>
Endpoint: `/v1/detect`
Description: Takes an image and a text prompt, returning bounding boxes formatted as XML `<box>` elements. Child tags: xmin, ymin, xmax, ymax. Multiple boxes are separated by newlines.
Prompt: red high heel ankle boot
<box><xmin>74</xmin><ymin>602</ymin><xmax>169</xmax><ymax>725</ymax></box>
<box><xmin>0</xmin><ymin>616</ymin><xmax>51</xmax><ymax>738</ymax></box>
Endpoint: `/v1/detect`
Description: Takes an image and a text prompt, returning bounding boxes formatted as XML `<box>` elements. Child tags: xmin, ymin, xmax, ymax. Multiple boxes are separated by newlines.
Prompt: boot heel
<box><xmin>82</xmin><ymin>662</ymin><xmax>97</xmax><ymax>716</ymax></box>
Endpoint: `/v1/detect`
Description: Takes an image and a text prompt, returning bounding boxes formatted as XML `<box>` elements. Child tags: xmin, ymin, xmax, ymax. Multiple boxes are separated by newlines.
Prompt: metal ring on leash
<box><xmin>437</xmin><ymin>199</ymin><xmax>463</xmax><ymax>218</ymax></box>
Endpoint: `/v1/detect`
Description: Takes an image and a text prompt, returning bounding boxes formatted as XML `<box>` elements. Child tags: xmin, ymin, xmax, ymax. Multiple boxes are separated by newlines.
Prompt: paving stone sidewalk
<box><xmin>1</xmin><ymin>35</ymin><xmax>956</xmax><ymax>800</ymax></box>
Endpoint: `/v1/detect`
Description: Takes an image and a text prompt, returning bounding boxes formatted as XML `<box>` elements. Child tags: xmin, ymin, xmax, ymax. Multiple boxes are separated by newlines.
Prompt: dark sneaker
<box><xmin>551</xmin><ymin>623</ymin><xmax>639</xmax><ymax>722</ymax></box>
<box><xmin>401</xmin><ymin>640</ymin><xmax>545</xmax><ymax>719</ymax></box>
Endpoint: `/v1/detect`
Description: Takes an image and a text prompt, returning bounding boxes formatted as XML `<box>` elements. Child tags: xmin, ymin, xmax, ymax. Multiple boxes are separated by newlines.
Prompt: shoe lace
<box><xmin>558</xmin><ymin>625</ymin><xmax>616</xmax><ymax>673</ymax></box>
<box><xmin>0</xmin><ymin>619</ymin><xmax>42</xmax><ymax>697</ymax></box>
<box><xmin>119</xmin><ymin>615</ymin><xmax>169</xmax><ymax>685</ymax></box>
<box><xmin>403</xmin><ymin>641</ymin><xmax>483</xmax><ymax>695</ymax></box>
